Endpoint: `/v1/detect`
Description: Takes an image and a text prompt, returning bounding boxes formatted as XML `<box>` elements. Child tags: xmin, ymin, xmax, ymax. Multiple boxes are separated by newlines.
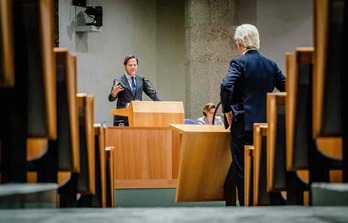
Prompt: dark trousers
<box><xmin>225</xmin><ymin>114</ymin><xmax>253</xmax><ymax>206</ymax></box>
<box><xmin>224</xmin><ymin>161</ymin><xmax>236</xmax><ymax>206</ymax></box>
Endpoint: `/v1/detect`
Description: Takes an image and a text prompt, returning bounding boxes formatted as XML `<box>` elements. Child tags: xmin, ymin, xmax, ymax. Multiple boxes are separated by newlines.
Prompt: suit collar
<box><xmin>119</xmin><ymin>74</ymin><xmax>131</xmax><ymax>88</ymax></box>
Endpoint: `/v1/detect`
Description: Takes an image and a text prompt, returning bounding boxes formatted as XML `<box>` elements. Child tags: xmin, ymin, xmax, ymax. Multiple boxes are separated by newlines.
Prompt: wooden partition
<box><xmin>169</xmin><ymin>124</ymin><xmax>231</xmax><ymax>202</ymax></box>
<box><xmin>110</xmin><ymin>101</ymin><xmax>185</xmax><ymax>127</ymax></box>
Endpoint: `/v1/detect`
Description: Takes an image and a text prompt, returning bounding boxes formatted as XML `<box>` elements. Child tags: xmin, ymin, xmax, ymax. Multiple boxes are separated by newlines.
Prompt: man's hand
<box><xmin>112</xmin><ymin>80</ymin><xmax>124</xmax><ymax>96</ymax></box>
<box><xmin>225</xmin><ymin>111</ymin><xmax>233</xmax><ymax>126</ymax></box>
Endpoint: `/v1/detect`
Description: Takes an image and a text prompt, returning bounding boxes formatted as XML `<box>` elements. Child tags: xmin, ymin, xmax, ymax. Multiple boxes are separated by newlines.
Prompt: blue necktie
<box><xmin>131</xmin><ymin>77</ymin><xmax>136</xmax><ymax>96</ymax></box>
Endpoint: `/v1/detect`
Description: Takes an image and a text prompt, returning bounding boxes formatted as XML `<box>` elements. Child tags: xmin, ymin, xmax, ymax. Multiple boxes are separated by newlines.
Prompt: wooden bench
<box><xmin>285</xmin><ymin>48</ymin><xmax>316</xmax><ymax>206</ymax></box>
<box><xmin>105</xmin><ymin>145</ymin><xmax>115</xmax><ymax>207</ymax></box>
<box><xmin>252</xmin><ymin>123</ymin><xmax>284</xmax><ymax>206</ymax></box>
<box><xmin>286</xmin><ymin>46</ymin><xmax>343</xmax><ymax>205</ymax></box>
<box><xmin>266</xmin><ymin>92</ymin><xmax>287</xmax><ymax>192</ymax></box>
<box><xmin>54</xmin><ymin>49</ymin><xmax>80</xmax><ymax>175</ymax></box>
<box><xmin>75</xmin><ymin>93</ymin><xmax>97</xmax><ymax>207</ymax></box>
<box><xmin>267</xmin><ymin>90</ymin><xmax>309</xmax><ymax>205</ymax></box>
<box><xmin>53</xmin><ymin>50</ymin><xmax>81</xmax><ymax>207</ymax></box>
<box><xmin>312</xmin><ymin>0</ymin><xmax>345</xmax><ymax>181</ymax></box>
<box><xmin>286</xmin><ymin>47</ymin><xmax>314</xmax><ymax>172</ymax></box>
<box><xmin>27</xmin><ymin>48</ymin><xmax>79</xmax><ymax>186</ymax></box>
<box><xmin>78</xmin><ymin>124</ymin><xmax>115</xmax><ymax>207</ymax></box>
<box><xmin>86</xmin><ymin>124</ymin><xmax>108</xmax><ymax>207</ymax></box>
<box><xmin>76</xmin><ymin>93</ymin><xmax>95</xmax><ymax>195</ymax></box>
<box><xmin>0</xmin><ymin>0</ymin><xmax>57</xmax><ymax>183</ymax></box>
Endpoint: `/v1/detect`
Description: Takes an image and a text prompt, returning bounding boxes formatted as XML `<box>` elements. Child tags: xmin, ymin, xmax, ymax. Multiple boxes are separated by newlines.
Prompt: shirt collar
<box><xmin>125</xmin><ymin>73</ymin><xmax>135</xmax><ymax>81</ymax></box>
<box><xmin>243</xmin><ymin>49</ymin><xmax>257</xmax><ymax>55</ymax></box>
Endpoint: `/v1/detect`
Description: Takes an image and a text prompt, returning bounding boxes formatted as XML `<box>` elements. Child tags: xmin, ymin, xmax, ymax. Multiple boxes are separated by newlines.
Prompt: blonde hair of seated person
<box><xmin>197</xmin><ymin>103</ymin><xmax>223</xmax><ymax>125</ymax></box>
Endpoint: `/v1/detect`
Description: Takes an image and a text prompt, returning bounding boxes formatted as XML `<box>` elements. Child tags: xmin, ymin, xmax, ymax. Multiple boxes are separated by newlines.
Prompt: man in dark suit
<box><xmin>108</xmin><ymin>55</ymin><xmax>161</xmax><ymax>126</ymax></box>
<box><xmin>220</xmin><ymin>24</ymin><xmax>286</xmax><ymax>206</ymax></box>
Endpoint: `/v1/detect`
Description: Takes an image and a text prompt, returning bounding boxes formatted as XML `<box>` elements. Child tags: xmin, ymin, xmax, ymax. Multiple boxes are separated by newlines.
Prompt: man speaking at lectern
<box><xmin>108</xmin><ymin>55</ymin><xmax>161</xmax><ymax>126</ymax></box>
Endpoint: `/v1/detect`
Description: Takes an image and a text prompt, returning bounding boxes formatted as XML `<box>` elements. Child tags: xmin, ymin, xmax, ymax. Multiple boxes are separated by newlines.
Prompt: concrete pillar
<box><xmin>184</xmin><ymin>0</ymin><xmax>238</xmax><ymax>119</ymax></box>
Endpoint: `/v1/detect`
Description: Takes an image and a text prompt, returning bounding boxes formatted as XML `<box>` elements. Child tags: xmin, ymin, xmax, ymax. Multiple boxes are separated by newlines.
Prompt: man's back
<box><xmin>227</xmin><ymin>50</ymin><xmax>286</xmax><ymax>130</ymax></box>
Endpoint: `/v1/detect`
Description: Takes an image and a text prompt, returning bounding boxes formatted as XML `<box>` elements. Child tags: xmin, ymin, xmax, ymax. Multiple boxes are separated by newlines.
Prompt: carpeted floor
<box><xmin>1</xmin><ymin>206</ymin><xmax>348</xmax><ymax>223</ymax></box>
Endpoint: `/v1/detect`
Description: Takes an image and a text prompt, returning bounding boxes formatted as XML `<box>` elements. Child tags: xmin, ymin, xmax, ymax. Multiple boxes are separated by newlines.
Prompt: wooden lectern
<box><xmin>106</xmin><ymin>101</ymin><xmax>185</xmax><ymax>194</ymax></box>
<box><xmin>109</xmin><ymin>101</ymin><xmax>185</xmax><ymax>127</ymax></box>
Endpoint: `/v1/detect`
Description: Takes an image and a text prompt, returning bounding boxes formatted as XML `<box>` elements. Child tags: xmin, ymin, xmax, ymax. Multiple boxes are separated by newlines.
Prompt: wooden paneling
<box><xmin>105</xmin><ymin>127</ymin><xmax>174</xmax><ymax>188</ymax></box>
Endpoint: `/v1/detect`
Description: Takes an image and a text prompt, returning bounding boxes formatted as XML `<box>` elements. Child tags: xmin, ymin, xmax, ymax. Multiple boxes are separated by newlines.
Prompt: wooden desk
<box><xmin>169</xmin><ymin>124</ymin><xmax>231</xmax><ymax>202</ymax></box>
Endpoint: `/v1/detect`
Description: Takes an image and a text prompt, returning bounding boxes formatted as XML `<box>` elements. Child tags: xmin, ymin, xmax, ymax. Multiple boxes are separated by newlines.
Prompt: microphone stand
<box><xmin>213</xmin><ymin>101</ymin><xmax>229</xmax><ymax>129</ymax></box>
<box><xmin>212</xmin><ymin>101</ymin><xmax>221</xmax><ymax>125</ymax></box>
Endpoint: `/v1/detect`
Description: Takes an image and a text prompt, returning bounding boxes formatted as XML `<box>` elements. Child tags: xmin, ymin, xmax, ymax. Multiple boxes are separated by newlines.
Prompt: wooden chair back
<box><xmin>0</xmin><ymin>0</ymin><xmax>15</xmax><ymax>87</ymax></box>
<box><xmin>266</xmin><ymin>92</ymin><xmax>287</xmax><ymax>192</ymax></box>
<box><xmin>244</xmin><ymin>145</ymin><xmax>254</xmax><ymax>206</ymax></box>
<box><xmin>76</xmin><ymin>93</ymin><xmax>95</xmax><ymax>195</ymax></box>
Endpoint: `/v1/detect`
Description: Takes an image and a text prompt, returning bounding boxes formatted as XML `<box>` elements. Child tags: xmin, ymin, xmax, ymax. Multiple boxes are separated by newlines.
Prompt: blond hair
<box><xmin>234</xmin><ymin>24</ymin><xmax>260</xmax><ymax>50</ymax></box>
<box><xmin>202</xmin><ymin>103</ymin><xmax>216</xmax><ymax>116</ymax></box>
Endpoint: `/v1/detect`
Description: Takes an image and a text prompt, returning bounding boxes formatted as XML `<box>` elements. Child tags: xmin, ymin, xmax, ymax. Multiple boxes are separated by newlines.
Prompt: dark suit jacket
<box><xmin>220</xmin><ymin>50</ymin><xmax>286</xmax><ymax>131</ymax></box>
<box><xmin>108</xmin><ymin>74</ymin><xmax>161</xmax><ymax>109</ymax></box>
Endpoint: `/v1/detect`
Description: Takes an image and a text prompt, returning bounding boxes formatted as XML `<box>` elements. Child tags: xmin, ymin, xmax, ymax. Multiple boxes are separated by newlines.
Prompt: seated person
<box><xmin>197</xmin><ymin>102</ymin><xmax>223</xmax><ymax>125</ymax></box>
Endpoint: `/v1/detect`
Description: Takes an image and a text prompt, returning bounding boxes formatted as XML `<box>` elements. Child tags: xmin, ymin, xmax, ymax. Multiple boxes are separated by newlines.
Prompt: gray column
<box><xmin>184</xmin><ymin>0</ymin><xmax>239</xmax><ymax>119</ymax></box>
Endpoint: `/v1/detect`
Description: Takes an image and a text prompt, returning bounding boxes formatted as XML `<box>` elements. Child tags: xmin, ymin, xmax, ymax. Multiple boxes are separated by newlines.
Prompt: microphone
<box><xmin>101</xmin><ymin>121</ymin><xmax>108</xmax><ymax>128</ymax></box>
